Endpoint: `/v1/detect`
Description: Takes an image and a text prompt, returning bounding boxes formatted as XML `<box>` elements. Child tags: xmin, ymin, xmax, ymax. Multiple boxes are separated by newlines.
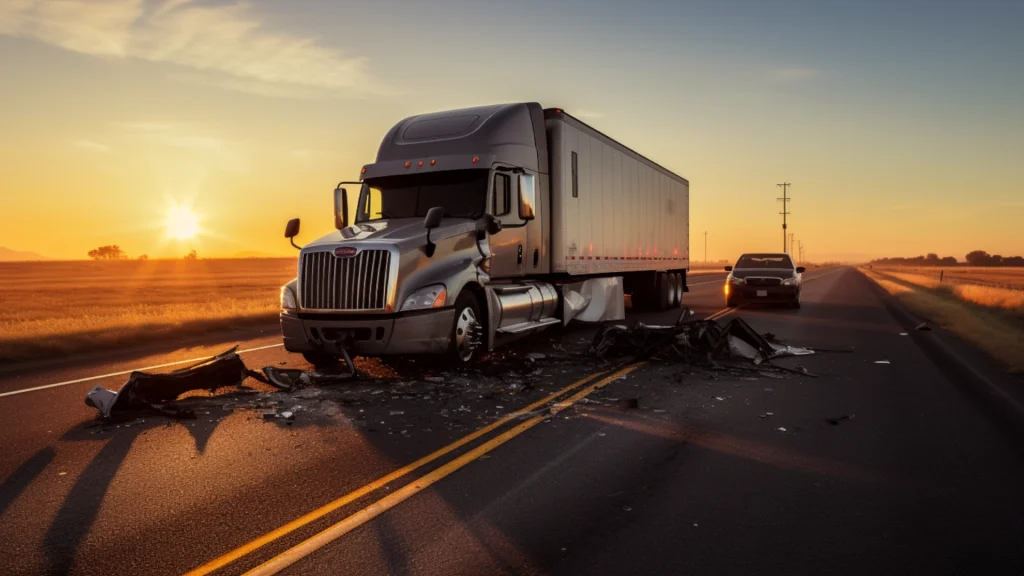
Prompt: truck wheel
<box><xmin>657</xmin><ymin>272</ymin><xmax>673</xmax><ymax>310</ymax></box>
<box><xmin>302</xmin><ymin>351</ymin><xmax>340</xmax><ymax>368</ymax></box>
<box><xmin>671</xmin><ymin>273</ymin><xmax>683</xmax><ymax>307</ymax></box>
<box><xmin>448</xmin><ymin>291</ymin><xmax>482</xmax><ymax>363</ymax></box>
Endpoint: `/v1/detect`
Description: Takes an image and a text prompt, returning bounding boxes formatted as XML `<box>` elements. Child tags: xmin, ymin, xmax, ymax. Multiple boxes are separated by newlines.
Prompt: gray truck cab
<box><xmin>279</xmin><ymin>103</ymin><xmax>555</xmax><ymax>365</ymax></box>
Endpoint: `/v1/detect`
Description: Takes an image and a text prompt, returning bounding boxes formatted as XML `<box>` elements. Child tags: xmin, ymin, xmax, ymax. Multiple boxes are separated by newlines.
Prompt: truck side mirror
<box><xmin>285</xmin><ymin>218</ymin><xmax>301</xmax><ymax>250</ymax></box>
<box><xmin>423</xmin><ymin>206</ymin><xmax>444</xmax><ymax>257</ymax></box>
<box><xmin>334</xmin><ymin>186</ymin><xmax>349</xmax><ymax>229</ymax></box>
<box><xmin>424</xmin><ymin>206</ymin><xmax>444</xmax><ymax>230</ymax></box>
<box><xmin>796</xmin><ymin>266</ymin><xmax>806</xmax><ymax>274</ymax></box>
<box><xmin>518</xmin><ymin>173</ymin><xmax>536</xmax><ymax>221</ymax></box>
<box><xmin>724</xmin><ymin>266</ymin><xmax>732</xmax><ymax>272</ymax></box>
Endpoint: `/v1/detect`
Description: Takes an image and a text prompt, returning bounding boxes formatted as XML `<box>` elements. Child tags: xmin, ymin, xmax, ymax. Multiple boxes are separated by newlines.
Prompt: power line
<box><xmin>776</xmin><ymin>182</ymin><xmax>791</xmax><ymax>253</ymax></box>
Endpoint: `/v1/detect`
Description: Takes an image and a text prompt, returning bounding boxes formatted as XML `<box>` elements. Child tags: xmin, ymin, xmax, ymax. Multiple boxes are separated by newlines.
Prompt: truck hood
<box><xmin>732</xmin><ymin>268</ymin><xmax>797</xmax><ymax>279</ymax></box>
<box><xmin>305</xmin><ymin>218</ymin><xmax>477</xmax><ymax>251</ymax></box>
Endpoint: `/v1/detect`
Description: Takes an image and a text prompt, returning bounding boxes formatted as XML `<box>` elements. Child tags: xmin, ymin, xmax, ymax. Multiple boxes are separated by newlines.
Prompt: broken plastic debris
<box><xmin>916</xmin><ymin>323</ymin><xmax>932</xmax><ymax>331</ymax></box>
<box><xmin>874</xmin><ymin>360</ymin><xmax>891</xmax><ymax>364</ymax></box>
<box><xmin>280</xmin><ymin>411</ymin><xmax>295</xmax><ymax>420</ymax></box>
<box><xmin>424</xmin><ymin>376</ymin><xmax>444</xmax><ymax>383</ymax></box>
<box><xmin>526</xmin><ymin>353</ymin><xmax>547</xmax><ymax>361</ymax></box>
<box><xmin>777</xmin><ymin>427</ymin><xmax>787</xmax><ymax>432</ymax></box>
<box><xmin>85</xmin><ymin>347</ymin><xmax>255</xmax><ymax>419</ymax></box>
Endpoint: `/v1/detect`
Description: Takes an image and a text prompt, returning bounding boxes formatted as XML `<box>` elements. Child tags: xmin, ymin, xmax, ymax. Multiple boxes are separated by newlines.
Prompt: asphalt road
<box><xmin>2</xmin><ymin>267</ymin><xmax>1023</xmax><ymax>575</ymax></box>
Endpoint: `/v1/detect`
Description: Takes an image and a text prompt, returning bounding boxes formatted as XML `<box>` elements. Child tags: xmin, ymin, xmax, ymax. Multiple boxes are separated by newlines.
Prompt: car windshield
<box><xmin>356</xmin><ymin>169</ymin><xmax>488</xmax><ymax>222</ymax></box>
<box><xmin>735</xmin><ymin>254</ymin><xmax>794</xmax><ymax>269</ymax></box>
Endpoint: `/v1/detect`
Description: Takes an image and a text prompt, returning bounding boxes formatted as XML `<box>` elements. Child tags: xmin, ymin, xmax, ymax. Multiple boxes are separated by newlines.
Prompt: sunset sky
<box><xmin>1</xmin><ymin>0</ymin><xmax>1022</xmax><ymax>262</ymax></box>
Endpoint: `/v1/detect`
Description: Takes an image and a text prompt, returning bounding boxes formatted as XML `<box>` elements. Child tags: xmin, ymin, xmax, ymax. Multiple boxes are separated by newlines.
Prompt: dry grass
<box><xmin>883</xmin><ymin>272</ymin><xmax>1024</xmax><ymax>312</ymax></box>
<box><xmin>0</xmin><ymin>259</ymin><xmax>296</xmax><ymax>363</ymax></box>
<box><xmin>874</xmin><ymin>266</ymin><xmax>1024</xmax><ymax>289</ymax></box>
<box><xmin>862</xmin><ymin>269</ymin><xmax>1024</xmax><ymax>372</ymax></box>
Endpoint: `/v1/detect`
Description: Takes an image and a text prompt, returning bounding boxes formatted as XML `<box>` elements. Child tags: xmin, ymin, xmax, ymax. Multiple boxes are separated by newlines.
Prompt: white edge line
<box><xmin>0</xmin><ymin>343</ymin><xmax>284</xmax><ymax>399</ymax></box>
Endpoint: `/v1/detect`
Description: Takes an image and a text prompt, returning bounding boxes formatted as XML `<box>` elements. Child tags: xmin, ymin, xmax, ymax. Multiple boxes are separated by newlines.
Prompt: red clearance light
<box><xmin>430</xmin><ymin>159</ymin><xmax>436</xmax><ymax>166</ymax></box>
<box><xmin>418</xmin><ymin>161</ymin><xmax>423</xmax><ymax>167</ymax></box>
<box><xmin>471</xmin><ymin>156</ymin><xmax>479</xmax><ymax>163</ymax></box>
<box><xmin>404</xmin><ymin>161</ymin><xmax>411</xmax><ymax>168</ymax></box>
<box><xmin>554</xmin><ymin>109</ymin><xmax>562</xmax><ymax>114</ymax></box>
<box><xmin>361</xmin><ymin>167</ymin><xmax>367</xmax><ymax>174</ymax></box>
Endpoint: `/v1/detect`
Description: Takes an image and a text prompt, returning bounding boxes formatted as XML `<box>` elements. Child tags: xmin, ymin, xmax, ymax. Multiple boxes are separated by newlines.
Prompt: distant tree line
<box><xmin>87</xmin><ymin>246</ymin><xmax>197</xmax><ymax>260</ymax></box>
<box><xmin>871</xmin><ymin>251</ymin><xmax>1024</xmax><ymax>267</ymax></box>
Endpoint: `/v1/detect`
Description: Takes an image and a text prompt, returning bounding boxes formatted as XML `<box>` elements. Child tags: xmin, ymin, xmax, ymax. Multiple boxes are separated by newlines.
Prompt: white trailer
<box><xmin>279</xmin><ymin>103</ymin><xmax>690</xmax><ymax>365</ymax></box>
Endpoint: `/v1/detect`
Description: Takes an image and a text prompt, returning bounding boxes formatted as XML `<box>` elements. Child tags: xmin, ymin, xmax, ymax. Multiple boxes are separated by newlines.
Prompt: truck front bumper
<box><xmin>280</xmin><ymin>309</ymin><xmax>454</xmax><ymax>356</ymax></box>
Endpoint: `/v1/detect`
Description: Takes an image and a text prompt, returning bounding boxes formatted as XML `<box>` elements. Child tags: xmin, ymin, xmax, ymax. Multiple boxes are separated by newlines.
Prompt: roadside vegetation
<box><xmin>862</xmin><ymin>268</ymin><xmax>1024</xmax><ymax>373</ymax></box>
<box><xmin>0</xmin><ymin>258</ymin><xmax>296</xmax><ymax>363</ymax></box>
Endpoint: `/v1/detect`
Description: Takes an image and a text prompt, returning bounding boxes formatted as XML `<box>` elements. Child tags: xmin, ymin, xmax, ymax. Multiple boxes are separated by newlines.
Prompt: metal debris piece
<box><xmin>85</xmin><ymin>347</ymin><xmax>254</xmax><ymax>419</ymax></box>
<box><xmin>915</xmin><ymin>323</ymin><xmax>932</xmax><ymax>331</ymax></box>
<box><xmin>874</xmin><ymin>360</ymin><xmax>891</xmax><ymax>365</ymax></box>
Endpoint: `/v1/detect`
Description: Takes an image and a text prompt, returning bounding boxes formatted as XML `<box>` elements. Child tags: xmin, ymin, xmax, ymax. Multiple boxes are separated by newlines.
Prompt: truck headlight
<box><xmin>729</xmin><ymin>275</ymin><xmax>746</xmax><ymax>285</ymax></box>
<box><xmin>402</xmin><ymin>285</ymin><xmax>447</xmax><ymax>311</ymax></box>
<box><xmin>280</xmin><ymin>285</ymin><xmax>297</xmax><ymax>310</ymax></box>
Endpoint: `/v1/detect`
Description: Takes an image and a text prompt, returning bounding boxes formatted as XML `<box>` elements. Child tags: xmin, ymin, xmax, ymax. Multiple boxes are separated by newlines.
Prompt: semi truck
<box><xmin>279</xmin><ymin>102</ymin><xmax>689</xmax><ymax>366</ymax></box>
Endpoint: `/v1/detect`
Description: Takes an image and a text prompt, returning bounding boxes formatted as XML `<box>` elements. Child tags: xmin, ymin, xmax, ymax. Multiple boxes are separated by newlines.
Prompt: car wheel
<box><xmin>448</xmin><ymin>291</ymin><xmax>483</xmax><ymax>363</ymax></box>
<box><xmin>302</xmin><ymin>351</ymin><xmax>340</xmax><ymax>368</ymax></box>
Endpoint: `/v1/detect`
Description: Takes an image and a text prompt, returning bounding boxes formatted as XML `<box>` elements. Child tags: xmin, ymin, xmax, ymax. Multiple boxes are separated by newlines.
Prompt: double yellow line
<box><xmin>187</xmin><ymin>305</ymin><xmax>747</xmax><ymax>576</ymax></box>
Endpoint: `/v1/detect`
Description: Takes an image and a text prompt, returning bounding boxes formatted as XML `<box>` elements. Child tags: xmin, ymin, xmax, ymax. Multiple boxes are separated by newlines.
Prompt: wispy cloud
<box><xmin>74</xmin><ymin>139</ymin><xmax>113</xmax><ymax>154</ymax></box>
<box><xmin>0</xmin><ymin>0</ymin><xmax>379</xmax><ymax>97</ymax></box>
<box><xmin>122</xmin><ymin>121</ymin><xmax>245</xmax><ymax>169</ymax></box>
<box><xmin>767</xmin><ymin>67</ymin><xmax>822</xmax><ymax>82</ymax></box>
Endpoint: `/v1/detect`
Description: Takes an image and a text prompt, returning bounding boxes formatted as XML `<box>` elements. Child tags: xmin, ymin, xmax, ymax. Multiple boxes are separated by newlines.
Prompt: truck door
<box><xmin>488</xmin><ymin>170</ymin><xmax>527</xmax><ymax>278</ymax></box>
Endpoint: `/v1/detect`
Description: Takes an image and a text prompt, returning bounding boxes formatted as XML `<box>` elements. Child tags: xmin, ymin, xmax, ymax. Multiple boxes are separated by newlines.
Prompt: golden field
<box><xmin>0</xmin><ymin>258</ymin><xmax>296</xmax><ymax>363</ymax></box>
<box><xmin>875</xmin><ymin>270</ymin><xmax>1024</xmax><ymax>312</ymax></box>
<box><xmin>863</xmin><ymin>269</ymin><xmax>1023</xmax><ymax>372</ymax></box>
<box><xmin>871</xmin><ymin>266</ymin><xmax>1024</xmax><ymax>289</ymax></box>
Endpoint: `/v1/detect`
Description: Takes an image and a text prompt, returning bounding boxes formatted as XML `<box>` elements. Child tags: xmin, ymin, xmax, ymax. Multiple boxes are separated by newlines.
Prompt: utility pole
<box><xmin>776</xmin><ymin>182</ymin><xmax>791</xmax><ymax>253</ymax></box>
<box><xmin>789</xmin><ymin>233</ymin><xmax>795</xmax><ymax>258</ymax></box>
<box><xmin>703</xmin><ymin>231</ymin><xmax>708</xmax><ymax>263</ymax></box>
<box><xmin>798</xmin><ymin>241</ymin><xmax>804</xmax><ymax>263</ymax></box>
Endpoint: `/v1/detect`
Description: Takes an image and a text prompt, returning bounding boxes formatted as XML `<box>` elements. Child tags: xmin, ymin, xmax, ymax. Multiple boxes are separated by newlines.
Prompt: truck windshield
<box><xmin>357</xmin><ymin>169</ymin><xmax>488</xmax><ymax>222</ymax></box>
<box><xmin>735</xmin><ymin>254</ymin><xmax>794</xmax><ymax>269</ymax></box>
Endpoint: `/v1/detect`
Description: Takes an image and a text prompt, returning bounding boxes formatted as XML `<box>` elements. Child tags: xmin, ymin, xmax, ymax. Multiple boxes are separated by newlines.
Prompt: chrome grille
<box><xmin>746</xmin><ymin>277</ymin><xmax>783</xmax><ymax>287</ymax></box>
<box><xmin>300</xmin><ymin>249</ymin><xmax>391</xmax><ymax>310</ymax></box>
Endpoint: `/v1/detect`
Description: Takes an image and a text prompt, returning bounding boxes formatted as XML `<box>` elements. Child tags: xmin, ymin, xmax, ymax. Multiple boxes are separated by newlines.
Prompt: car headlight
<box><xmin>729</xmin><ymin>275</ymin><xmax>746</xmax><ymax>285</ymax></box>
<box><xmin>401</xmin><ymin>284</ymin><xmax>447</xmax><ymax>311</ymax></box>
<box><xmin>280</xmin><ymin>285</ymin><xmax>297</xmax><ymax>310</ymax></box>
<box><xmin>781</xmin><ymin>276</ymin><xmax>797</xmax><ymax>286</ymax></box>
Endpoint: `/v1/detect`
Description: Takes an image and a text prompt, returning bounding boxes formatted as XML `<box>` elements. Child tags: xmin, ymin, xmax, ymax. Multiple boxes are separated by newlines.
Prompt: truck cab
<box><xmin>280</xmin><ymin>103</ymin><xmax>553</xmax><ymax>366</ymax></box>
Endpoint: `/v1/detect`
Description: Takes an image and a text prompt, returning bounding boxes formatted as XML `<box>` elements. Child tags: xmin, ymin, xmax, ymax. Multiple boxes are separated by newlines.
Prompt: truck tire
<box><xmin>657</xmin><ymin>272</ymin><xmax>673</xmax><ymax>310</ymax></box>
<box><xmin>447</xmin><ymin>291</ymin><xmax>482</xmax><ymax>364</ymax></box>
<box><xmin>302</xmin><ymin>351</ymin><xmax>340</xmax><ymax>368</ymax></box>
<box><xmin>671</xmin><ymin>273</ymin><xmax>683</xmax><ymax>307</ymax></box>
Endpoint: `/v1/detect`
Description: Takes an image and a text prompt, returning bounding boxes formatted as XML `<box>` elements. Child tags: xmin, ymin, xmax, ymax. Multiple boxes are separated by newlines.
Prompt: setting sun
<box><xmin>165</xmin><ymin>206</ymin><xmax>200</xmax><ymax>240</ymax></box>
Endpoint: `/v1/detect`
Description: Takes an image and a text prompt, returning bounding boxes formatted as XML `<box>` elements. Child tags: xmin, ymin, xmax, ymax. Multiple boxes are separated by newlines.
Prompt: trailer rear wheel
<box><xmin>657</xmin><ymin>272</ymin><xmax>673</xmax><ymax>310</ymax></box>
<box><xmin>670</xmin><ymin>273</ymin><xmax>683</xmax><ymax>307</ymax></box>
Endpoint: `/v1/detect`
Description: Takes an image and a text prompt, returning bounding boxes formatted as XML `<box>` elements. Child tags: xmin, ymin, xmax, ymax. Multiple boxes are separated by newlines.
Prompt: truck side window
<box><xmin>571</xmin><ymin>151</ymin><xmax>578</xmax><ymax>198</ymax></box>
<box><xmin>493</xmin><ymin>173</ymin><xmax>511</xmax><ymax>217</ymax></box>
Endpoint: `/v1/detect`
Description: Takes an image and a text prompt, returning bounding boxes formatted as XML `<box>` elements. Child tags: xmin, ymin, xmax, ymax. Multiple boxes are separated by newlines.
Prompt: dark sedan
<box><xmin>724</xmin><ymin>253</ymin><xmax>804</xmax><ymax>308</ymax></box>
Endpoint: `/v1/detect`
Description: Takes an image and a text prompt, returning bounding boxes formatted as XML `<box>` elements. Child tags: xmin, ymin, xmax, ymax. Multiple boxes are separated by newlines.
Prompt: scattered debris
<box><xmin>58</xmin><ymin>471</ymin><xmax>67</xmax><ymax>476</ymax></box>
<box><xmin>899</xmin><ymin>333</ymin><xmax>909</xmax><ymax>336</ymax></box>
<box><xmin>85</xmin><ymin>347</ymin><xmax>257</xmax><ymax>419</ymax></box>
<box><xmin>591</xmin><ymin>310</ymin><xmax>817</xmax><ymax>377</ymax></box>
<box><xmin>424</xmin><ymin>376</ymin><xmax>445</xmax><ymax>383</ymax></box>
<box><xmin>526</xmin><ymin>353</ymin><xmax>547</xmax><ymax>361</ymax></box>
<box><xmin>874</xmin><ymin>360</ymin><xmax>891</xmax><ymax>365</ymax></box>
<box><xmin>916</xmin><ymin>323</ymin><xmax>932</xmax><ymax>332</ymax></box>
<box><xmin>759</xmin><ymin>412</ymin><xmax>774</xmax><ymax>419</ymax></box>
<box><xmin>280</xmin><ymin>411</ymin><xmax>295</xmax><ymax>420</ymax></box>
<box><xmin>825</xmin><ymin>414</ymin><xmax>854</xmax><ymax>426</ymax></box>
<box><xmin>777</xmin><ymin>427</ymin><xmax>787</xmax><ymax>432</ymax></box>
